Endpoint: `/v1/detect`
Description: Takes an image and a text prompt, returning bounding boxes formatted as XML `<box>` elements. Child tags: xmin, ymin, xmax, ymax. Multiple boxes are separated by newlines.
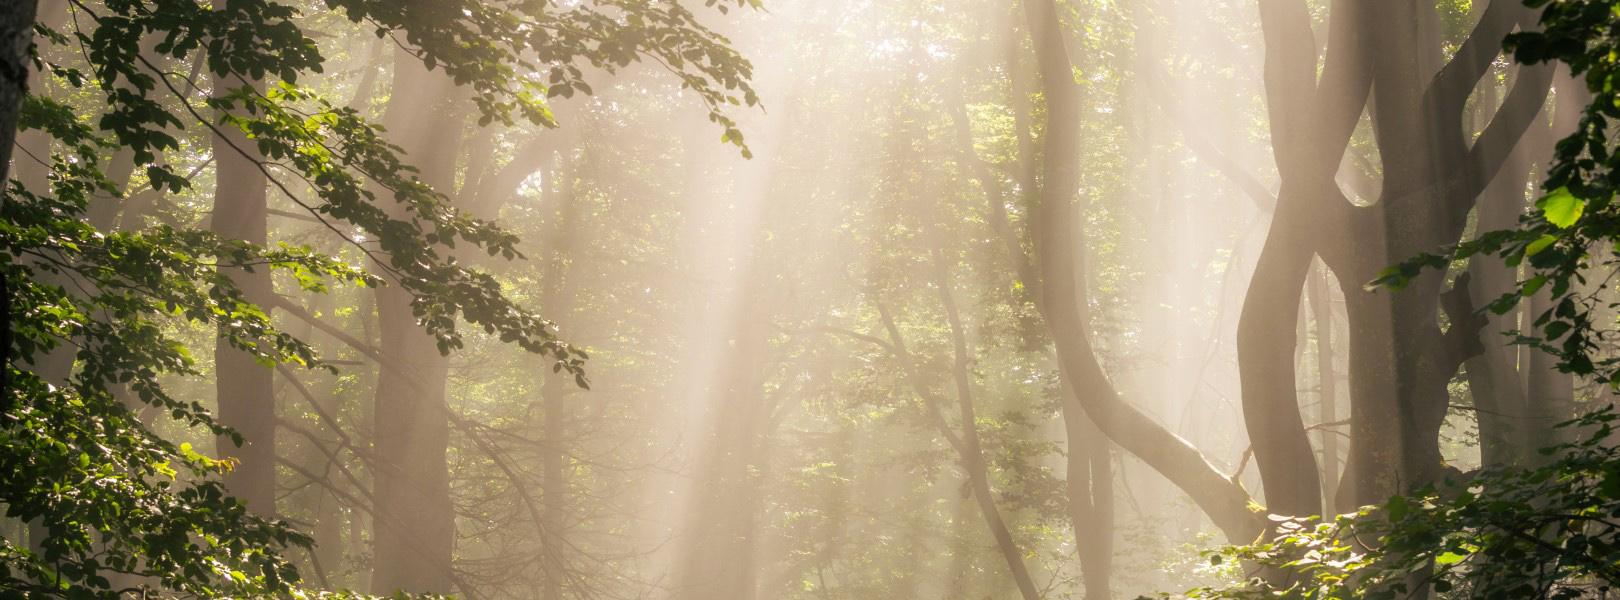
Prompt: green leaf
<box><xmin>1523</xmin><ymin>274</ymin><xmax>1548</xmax><ymax>296</ymax></box>
<box><xmin>1537</xmin><ymin>187</ymin><xmax>1584</xmax><ymax>228</ymax></box>
<box><xmin>1526</xmin><ymin>235</ymin><xmax>1558</xmax><ymax>256</ymax></box>
<box><xmin>1387</xmin><ymin>494</ymin><xmax>1410</xmax><ymax>521</ymax></box>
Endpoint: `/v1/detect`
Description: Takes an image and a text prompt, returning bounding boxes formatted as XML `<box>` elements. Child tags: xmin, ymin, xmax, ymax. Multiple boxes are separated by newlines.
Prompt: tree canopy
<box><xmin>0</xmin><ymin>0</ymin><xmax>754</xmax><ymax>596</ymax></box>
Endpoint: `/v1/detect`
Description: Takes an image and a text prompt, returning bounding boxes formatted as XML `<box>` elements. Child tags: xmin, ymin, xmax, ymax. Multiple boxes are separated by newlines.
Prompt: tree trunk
<box><xmin>1520</xmin><ymin>69</ymin><xmax>1588</xmax><ymax>460</ymax></box>
<box><xmin>368</xmin><ymin>46</ymin><xmax>462</xmax><ymax>595</ymax></box>
<box><xmin>933</xmin><ymin>245</ymin><xmax>1043</xmax><ymax>600</ymax></box>
<box><xmin>1</xmin><ymin>0</ymin><xmax>38</xmax><ymax>417</ymax></box>
<box><xmin>1243</xmin><ymin>0</ymin><xmax>1375</xmax><ymax>519</ymax></box>
<box><xmin>536</xmin><ymin>157</ymin><xmax>577</xmax><ymax>600</ymax></box>
<box><xmin>1327</xmin><ymin>0</ymin><xmax>1548</xmax><ymax>504</ymax></box>
<box><xmin>1463</xmin><ymin>94</ymin><xmax>1542</xmax><ymax>468</ymax></box>
<box><xmin>1060</xmin><ymin>377</ymin><xmax>1113</xmax><ymax>599</ymax></box>
<box><xmin>1307</xmin><ymin>268</ymin><xmax>1344</xmax><ymax>514</ymax></box>
<box><xmin>210</xmin><ymin>71</ymin><xmax>276</xmax><ymax>515</ymax></box>
<box><xmin>1023</xmin><ymin>0</ymin><xmax>1262</xmax><ymax>543</ymax></box>
<box><xmin>947</xmin><ymin>66</ymin><xmax>1114</xmax><ymax>596</ymax></box>
<box><xmin>0</xmin><ymin>0</ymin><xmax>33</xmax><ymax>193</ymax></box>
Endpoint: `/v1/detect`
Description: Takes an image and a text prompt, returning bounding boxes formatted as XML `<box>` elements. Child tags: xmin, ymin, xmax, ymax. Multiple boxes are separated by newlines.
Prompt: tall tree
<box><xmin>1329</xmin><ymin>0</ymin><xmax>1548</xmax><ymax>503</ymax></box>
<box><xmin>1239</xmin><ymin>0</ymin><xmax>1369</xmax><ymax>518</ymax></box>
<box><xmin>1024</xmin><ymin>0</ymin><xmax>1264</xmax><ymax>543</ymax></box>
<box><xmin>367</xmin><ymin>46</ymin><xmax>463</xmax><ymax>595</ymax></box>
<box><xmin>210</xmin><ymin>66</ymin><xmax>276</xmax><ymax>515</ymax></box>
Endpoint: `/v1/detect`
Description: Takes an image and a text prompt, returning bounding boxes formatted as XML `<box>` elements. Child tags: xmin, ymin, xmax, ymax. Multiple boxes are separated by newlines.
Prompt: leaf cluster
<box><xmin>1155</xmin><ymin>409</ymin><xmax>1620</xmax><ymax>600</ymax></box>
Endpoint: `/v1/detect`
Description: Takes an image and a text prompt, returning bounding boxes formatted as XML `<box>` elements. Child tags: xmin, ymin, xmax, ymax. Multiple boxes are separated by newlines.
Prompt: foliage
<box><xmin>0</xmin><ymin>0</ymin><xmax>757</xmax><ymax>597</ymax></box>
<box><xmin>1148</xmin><ymin>409</ymin><xmax>1620</xmax><ymax>600</ymax></box>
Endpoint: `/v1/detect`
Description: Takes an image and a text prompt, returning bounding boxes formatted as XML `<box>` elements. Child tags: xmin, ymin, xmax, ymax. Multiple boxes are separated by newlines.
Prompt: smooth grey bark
<box><xmin>1061</xmin><ymin>377</ymin><xmax>1113</xmax><ymax>599</ymax></box>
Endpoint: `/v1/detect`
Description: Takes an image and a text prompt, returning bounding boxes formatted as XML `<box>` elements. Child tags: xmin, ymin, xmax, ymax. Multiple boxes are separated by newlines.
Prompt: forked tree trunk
<box><xmin>1328</xmin><ymin>0</ymin><xmax>1547</xmax><ymax>503</ymax></box>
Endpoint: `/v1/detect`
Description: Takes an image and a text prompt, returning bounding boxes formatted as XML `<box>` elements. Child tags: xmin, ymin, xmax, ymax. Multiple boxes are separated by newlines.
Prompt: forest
<box><xmin>5</xmin><ymin>0</ymin><xmax>1620</xmax><ymax>598</ymax></box>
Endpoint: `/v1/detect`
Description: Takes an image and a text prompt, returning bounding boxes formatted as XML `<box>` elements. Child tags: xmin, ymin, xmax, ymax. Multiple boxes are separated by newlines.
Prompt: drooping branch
<box><xmin>1139</xmin><ymin>68</ymin><xmax>1277</xmax><ymax>211</ymax></box>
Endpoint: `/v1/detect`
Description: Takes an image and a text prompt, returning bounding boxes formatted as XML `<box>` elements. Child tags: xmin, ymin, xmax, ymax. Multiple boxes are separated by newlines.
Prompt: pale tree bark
<box><xmin>1061</xmin><ymin>377</ymin><xmax>1113</xmax><ymax>598</ymax></box>
<box><xmin>1</xmin><ymin>0</ymin><xmax>40</xmax><ymax>404</ymax></box>
<box><xmin>10</xmin><ymin>0</ymin><xmax>85</xmax><ymax>558</ymax></box>
<box><xmin>1023</xmin><ymin>0</ymin><xmax>1263</xmax><ymax>544</ymax></box>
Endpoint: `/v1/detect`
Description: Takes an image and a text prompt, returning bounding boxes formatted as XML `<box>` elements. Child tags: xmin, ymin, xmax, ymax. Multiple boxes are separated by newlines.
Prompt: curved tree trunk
<box><xmin>1329</xmin><ymin>0</ymin><xmax>1547</xmax><ymax>504</ymax></box>
<box><xmin>1242</xmin><ymin>0</ymin><xmax>1372</xmax><ymax>520</ymax></box>
<box><xmin>933</xmin><ymin>245</ymin><xmax>1043</xmax><ymax>600</ymax></box>
<box><xmin>1023</xmin><ymin>0</ymin><xmax>1262</xmax><ymax>544</ymax></box>
<box><xmin>946</xmin><ymin>66</ymin><xmax>1115</xmax><ymax>596</ymax></box>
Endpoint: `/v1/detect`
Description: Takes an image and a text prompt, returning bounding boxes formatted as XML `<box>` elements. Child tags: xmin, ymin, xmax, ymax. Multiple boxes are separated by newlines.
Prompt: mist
<box><xmin>0</xmin><ymin>0</ymin><xmax>1606</xmax><ymax>598</ymax></box>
